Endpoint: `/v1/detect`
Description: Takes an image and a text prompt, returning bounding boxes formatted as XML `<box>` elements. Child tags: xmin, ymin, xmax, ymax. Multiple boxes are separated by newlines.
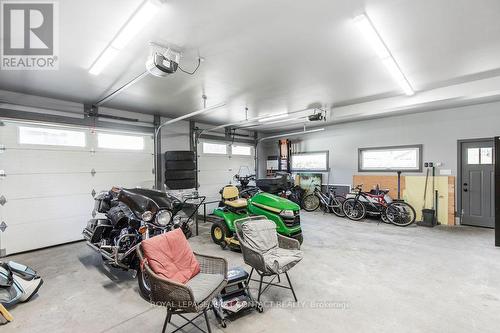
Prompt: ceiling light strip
<box><xmin>354</xmin><ymin>13</ymin><xmax>414</xmax><ymax>96</ymax></box>
<box><xmin>89</xmin><ymin>0</ymin><xmax>160</xmax><ymax>75</ymax></box>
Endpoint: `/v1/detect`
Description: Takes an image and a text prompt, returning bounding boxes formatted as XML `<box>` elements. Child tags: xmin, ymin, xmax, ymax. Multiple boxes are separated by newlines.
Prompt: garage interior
<box><xmin>1</xmin><ymin>1</ymin><xmax>500</xmax><ymax>332</ymax></box>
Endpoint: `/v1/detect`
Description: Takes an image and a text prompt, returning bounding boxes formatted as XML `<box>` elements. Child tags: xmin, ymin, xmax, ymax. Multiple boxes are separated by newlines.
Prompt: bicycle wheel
<box><xmin>342</xmin><ymin>198</ymin><xmax>366</xmax><ymax>221</ymax></box>
<box><xmin>320</xmin><ymin>201</ymin><xmax>331</xmax><ymax>213</ymax></box>
<box><xmin>331</xmin><ymin>195</ymin><xmax>346</xmax><ymax>217</ymax></box>
<box><xmin>384</xmin><ymin>202</ymin><xmax>416</xmax><ymax>226</ymax></box>
<box><xmin>301</xmin><ymin>194</ymin><xmax>320</xmax><ymax>211</ymax></box>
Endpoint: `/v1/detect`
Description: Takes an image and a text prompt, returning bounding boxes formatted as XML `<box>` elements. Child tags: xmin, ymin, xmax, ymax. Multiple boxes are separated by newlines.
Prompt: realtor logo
<box><xmin>1</xmin><ymin>1</ymin><xmax>59</xmax><ymax>70</ymax></box>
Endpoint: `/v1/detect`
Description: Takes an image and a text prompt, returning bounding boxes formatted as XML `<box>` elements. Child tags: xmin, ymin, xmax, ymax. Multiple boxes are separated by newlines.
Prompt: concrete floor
<box><xmin>3</xmin><ymin>211</ymin><xmax>500</xmax><ymax>333</ymax></box>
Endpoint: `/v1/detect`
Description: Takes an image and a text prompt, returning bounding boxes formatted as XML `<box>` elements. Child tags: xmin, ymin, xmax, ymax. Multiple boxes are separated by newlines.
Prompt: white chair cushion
<box><xmin>241</xmin><ymin>218</ymin><xmax>278</xmax><ymax>253</ymax></box>
<box><xmin>262</xmin><ymin>248</ymin><xmax>303</xmax><ymax>274</ymax></box>
<box><xmin>186</xmin><ymin>273</ymin><xmax>224</xmax><ymax>304</ymax></box>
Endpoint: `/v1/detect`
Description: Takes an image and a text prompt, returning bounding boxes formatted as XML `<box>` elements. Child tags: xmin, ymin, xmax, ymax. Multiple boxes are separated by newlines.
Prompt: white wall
<box><xmin>259</xmin><ymin>101</ymin><xmax>500</xmax><ymax>186</ymax></box>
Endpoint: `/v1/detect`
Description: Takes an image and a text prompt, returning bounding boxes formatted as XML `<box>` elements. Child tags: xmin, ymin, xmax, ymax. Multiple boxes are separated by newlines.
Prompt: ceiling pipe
<box><xmin>257</xmin><ymin>127</ymin><xmax>325</xmax><ymax>143</ymax></box>
<box><xmin>154</xmin><ymin>102</ymin><xmax>225</xmax><ymax>189</ymax></box>
<box><xmin>154</xmin><ymin>102</ymin><xmax>225</xmax><ymax>140</ymax></box>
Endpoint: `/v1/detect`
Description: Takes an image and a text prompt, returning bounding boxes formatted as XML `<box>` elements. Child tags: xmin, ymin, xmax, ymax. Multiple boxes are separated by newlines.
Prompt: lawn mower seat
<box><xmin>222</xmin><ymin>186</ymin><xmax>247</xmax><ymax>208</ymax></box>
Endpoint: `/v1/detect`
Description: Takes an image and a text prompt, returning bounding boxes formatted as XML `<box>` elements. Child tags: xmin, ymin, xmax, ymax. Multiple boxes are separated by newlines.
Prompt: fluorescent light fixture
<box><xmin>354</xmin><ymin>13</ymin><xmax>414</xmax><ymax>96</ymax></box>
<box><xmin>257</xmin><ymin>113</ymin><xmax>288</xmax><ymax>123</ymax></box>
<box><xmin>89</xmin><ymin>47</ymin><xmax>119</xmax><ymax>76</ymax></box>
<box><xmin>89</xmin><ymin>0</ymin><xmax>160</xmax><ymax>75</ymax></box>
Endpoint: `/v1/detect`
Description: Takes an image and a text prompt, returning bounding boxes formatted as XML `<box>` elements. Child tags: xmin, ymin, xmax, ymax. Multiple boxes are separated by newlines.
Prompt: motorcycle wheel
<box><xmin>331</xmin><ymin>195</ymin><xmax>346</xmax><ymax>217</ymax></box>
<box><xmin>301</xmin><ymin>194</ymin><xmax>320</xmax><ymax>212</ymax></box>
<box><xmin>342</xmin><ymin>198</ymin><xmax>366</xmax><ymax>221</ymax></box>
<box><xmin>138</xmin><ymin>268</ymin><xmax>152</xmax><ymax>301</ymax></box>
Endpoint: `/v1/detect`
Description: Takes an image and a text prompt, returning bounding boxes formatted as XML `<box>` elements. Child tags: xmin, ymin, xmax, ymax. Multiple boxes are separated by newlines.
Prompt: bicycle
<box><xmin>342</xmin><ymin>184</ymin><xmax>416</xmax><ymax>227</ymax></box>
<box><xmin>301</xmin><ymin>185</ymin><xmax>346</xmax><ymax>217</ymax></box>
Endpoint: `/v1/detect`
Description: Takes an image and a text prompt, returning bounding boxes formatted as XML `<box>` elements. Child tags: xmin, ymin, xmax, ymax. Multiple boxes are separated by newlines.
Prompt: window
<box><xmin>202</xmin><ymin>142</ymin><xmax>227</xmax><ymax>154</ymax></box>
<box><xmin>19</xmin><ymin>126</ymin><xmax>86</xmax><ymax>147</ymax></box>
<box><xmin>468</xmin><ymin>147</ymin><xmax>492</xmax><ymax>165</ymax></box>
<box><xmin>97</xmin><ymin>133</ymin><xmax>144</xmax><ymax>150</ymax></box>
<box><xmin>291</xmin><ymin>151</ymin><xmax>328</xmax><ymax>171</ymax></box>
<box><xmin>359</xmin><ymin>145</ymin><xmax>422</xmax><ymax>172</ymax></box>
<box><xmin>231</xmin><ymin>145</ymin><xmax>252</xmax><ymax>156</ymax></box>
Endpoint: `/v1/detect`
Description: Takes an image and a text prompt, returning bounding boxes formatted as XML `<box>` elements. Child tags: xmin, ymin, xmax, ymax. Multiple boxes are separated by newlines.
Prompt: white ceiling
<box><xmin>1</xmin><ymin>0</ymin><xmax>500</xmax><ymax>130</ymax></box>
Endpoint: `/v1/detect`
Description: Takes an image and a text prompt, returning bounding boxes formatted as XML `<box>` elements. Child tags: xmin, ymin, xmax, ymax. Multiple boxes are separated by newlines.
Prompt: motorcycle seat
<box><xmin>224</xmin><ymin>198</ymin><xmax>248</xmax><ymax>208</ymax></box>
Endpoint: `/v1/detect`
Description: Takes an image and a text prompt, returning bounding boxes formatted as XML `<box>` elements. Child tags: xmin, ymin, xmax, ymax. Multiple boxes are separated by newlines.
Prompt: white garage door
<box><xmin>0</xmin><ymin>121</ymin><xmax>154</xmax><ymax>255</ymax></box>
<box><xmin>197</xmin><ymin>140</ymin><xmax>255</xmax><ymax>212</ymax></box>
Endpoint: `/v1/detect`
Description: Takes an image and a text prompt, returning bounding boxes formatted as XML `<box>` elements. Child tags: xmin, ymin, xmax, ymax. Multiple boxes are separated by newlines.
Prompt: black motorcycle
<box><xmin>83</xmin><ymin>187</ymin><xmax>205</xmax><ymax>299</ymax></box>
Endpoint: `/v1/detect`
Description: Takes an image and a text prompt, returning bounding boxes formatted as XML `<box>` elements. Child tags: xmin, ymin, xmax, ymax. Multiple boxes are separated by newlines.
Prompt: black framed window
<box><xmin>291</xmin><ymin>151</ymin><xmax>329</xmax><ymax>172</ymax></box>
<box><xmin>358</xmin><ymin>145</ymin><xmax>422</xmax><ymax>172</ymax></box>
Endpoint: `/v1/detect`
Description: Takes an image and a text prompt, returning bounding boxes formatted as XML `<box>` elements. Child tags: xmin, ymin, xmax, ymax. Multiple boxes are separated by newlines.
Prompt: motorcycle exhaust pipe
<box><xmin>85</xmin><ymin>242</ymin><xmax>114</xmax><ymax>262</ymax></box>
<box><xmin>86</xmin><ymin>242</ymin><xmax>129</xmax><ymax>270</ymax></box>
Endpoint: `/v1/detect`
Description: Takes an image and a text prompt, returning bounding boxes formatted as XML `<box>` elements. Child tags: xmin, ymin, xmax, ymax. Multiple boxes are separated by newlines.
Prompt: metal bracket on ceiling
<box><xmin>0</xmin><ymin>221</ymin><xmax>7</xmax><ymax>232</ymax></box>
<box><xmin>0</xmin><ymin>145</ymin><xmax>5</xmax><ymax>153</ymax></box>
<box><xmin>91</xmin><ymin>189</ymin><xmax>96</xmax><ymax>197</ymax></box>
<box><xmin>0</xmin><ymin>196</ymin><xmax>6</xmax><ymax>206</ymax></box>
<box><xmin>84</xmin><ymin>104</ymin><xmax>139</xmax><ymax>123</ymax></box>
<box><xmin>84</xmin><ymin>104</ymin><xmax>99</xmax><ymax>118</ymax></box>
<box><xmin>90</xmin><ymin>168</ymin><xmax>96</xmax><ymax>176</ymax></box>
<box><xmin>0</xmin><ymin>170</ymin><xmax>5</xmax><ymax>179</ymax></box>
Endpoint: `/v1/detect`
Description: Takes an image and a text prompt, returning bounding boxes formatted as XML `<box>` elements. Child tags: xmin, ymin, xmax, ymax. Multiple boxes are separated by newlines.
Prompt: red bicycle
<box><xmin>342</xmin><ymin>184</ymin><xmax>416</xmax><ymax>226</ymax></box>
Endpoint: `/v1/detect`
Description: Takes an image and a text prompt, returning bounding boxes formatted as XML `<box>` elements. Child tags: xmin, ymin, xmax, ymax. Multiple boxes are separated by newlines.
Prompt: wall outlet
<box><xmin>440</xmin><ymin>169</ymin><xmax>452</xmax><ymax>175</ymax></box>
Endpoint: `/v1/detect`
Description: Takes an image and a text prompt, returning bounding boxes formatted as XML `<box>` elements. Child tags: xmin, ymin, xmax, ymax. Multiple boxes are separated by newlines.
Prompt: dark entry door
<box><xmin>461</xmin><ymin>140</ymin><xmax>495</xmax><ymax>227</ymax></box>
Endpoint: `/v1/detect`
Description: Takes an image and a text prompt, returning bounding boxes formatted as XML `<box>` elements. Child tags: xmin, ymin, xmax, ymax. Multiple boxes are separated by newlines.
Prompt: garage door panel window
<box><xmin>19</xmin><ymin>126</ymin><xmax>86</xmax><ymax>147</ymax></box>
<box><xmin>359</xmin><ymin>145</ymin><xmax>422</xmax><ymax>172</ymax></box>
<box><xmin>231</xmin><ymin>145</ymin><xmax>252</xmax><ymax>156</ymax></box>
<box><xmin>291</xmin><ymin>151</ymin><xmax>328</xmax><ymax>171</ymax></box>
<box><xmin>97</xmin><ymin>133</ymin><xmax>144</xmax><ymax>150</ymax></box>
<box><xmin>202</xmin><ymin>142</ymin><xmax>227</xmax><ymax>154</ymax></box>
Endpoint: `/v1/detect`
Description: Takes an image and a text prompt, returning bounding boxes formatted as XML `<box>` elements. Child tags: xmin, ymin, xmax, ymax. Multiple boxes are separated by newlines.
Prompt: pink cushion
<box><xmin>141</xmin><ymin>228</ymin><xmax>200</xmax><ymax>284</ymax></box>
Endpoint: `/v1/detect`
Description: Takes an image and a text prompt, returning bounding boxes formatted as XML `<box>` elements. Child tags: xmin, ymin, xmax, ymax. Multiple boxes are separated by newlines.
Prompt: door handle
<box><xmin>463</xmin><ymin>183</ymin><xmax>468</xmax><ymax>186</ymax></box>
<box><xmin>464</xmin><ymin>188</ymin><xmax>468</xmax><ymax>192</ymax></box>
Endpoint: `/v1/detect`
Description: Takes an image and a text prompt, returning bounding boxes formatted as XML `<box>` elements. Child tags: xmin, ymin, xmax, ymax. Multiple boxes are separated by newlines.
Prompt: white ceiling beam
<box><xmin>331</xmin><ymin>75</ymin><xmax>500</xmax><ymax>122</ymax></box>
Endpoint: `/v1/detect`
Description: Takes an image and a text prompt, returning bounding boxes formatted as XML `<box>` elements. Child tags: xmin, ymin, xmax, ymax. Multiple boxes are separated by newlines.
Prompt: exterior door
<box><xmin>461</xmin><ymin>140</ymin><xmax>495</xmax><ymax>227</ymax></box>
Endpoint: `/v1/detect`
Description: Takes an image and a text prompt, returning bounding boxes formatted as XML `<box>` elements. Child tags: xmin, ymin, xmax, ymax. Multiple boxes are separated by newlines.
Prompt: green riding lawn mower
<box><xmin>209</xmin><ymin>185</ymin><xmax>303</xmax><ymax>249</ymax></box>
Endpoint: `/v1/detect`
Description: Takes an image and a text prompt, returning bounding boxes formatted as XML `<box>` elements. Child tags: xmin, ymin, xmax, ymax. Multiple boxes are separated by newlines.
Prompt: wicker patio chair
<box><xmin>137</xmin><ymin>244</ymin><xmax>227</xmax><ymax>333</ymax></box>
<box><xmin>234</xmin><ymin>216</ymin><xmax>303</xmax><ymax>302</ymax></box>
